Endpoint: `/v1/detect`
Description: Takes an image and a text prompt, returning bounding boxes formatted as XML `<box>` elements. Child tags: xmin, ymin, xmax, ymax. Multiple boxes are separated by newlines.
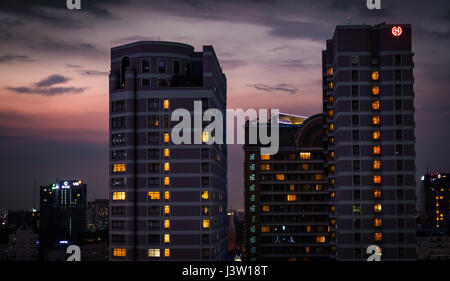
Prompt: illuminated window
<box><xmin>372</xmin><ymin>115</ymin><xmax>380</xmax><ymax>125</ymax></box>
<box><xmin>329</xmin><ymin>123</ymin><xmax>334</xmax><ymax>131</ymax></box>
<box><xmin>289</xmin><ymin>184</ymin><xmax>295</xmax><ymax>191</ymax></box>
<box><xmin>374</xmin><ymin>204</ymin><xmax>382</xmax><ymax>213</ymax></box>
<box><xmin>316</xmin><ymin>236</ymin><xmax>326</xmax><ymax>243</ymax></box>
<box><xmin>327</xmin><ymin>67</ymin><xmax>334</xmax><ymax>76</ymax></box>
<box><xmin>374</xmin><ymin>232</ymin><xmax>382</xmax><ymax>241</ymax></box>
<box><xmin>148</xmin><ymin>192</ymin><xmax>160</xmax><ymax>200</ymax></box>
<box><xmin>164</xmin><ymin>177</ymin><xmax>170</xmax><ymax>186</ymax></box>
<box><xmin>164</xmin><ymin>205</ymin><xmax>170</xmax><ymax>214</ymax></box>
<box><xmin>372</xmin><ymin>100</ymin><xmax>380</xmax><ymax>110</ymax></box>
<box><xmin>372</xmin><ymin>130</ymin><xmax>381</xmax><ymax>140</ymax></box>
<box><xmin>164</xmin><ymin>148</ymin><xmax>170</xmax><ymax>157</ymax></box>
<box><xmin>301</xmin><ymin>164</ymin><xmax>310</xmax><ymax>170</ymax></box>
<box><xmin>113</xmin><ymin>192</ymin><xmax>125</xmax><ymax>201</ymax></box>
<box><xmin>373</xmin><ymin>145</ymin><xmax>381</xmax><ymax>155</ymax></box>
<box><xmin>202</xmin><ymin>219</ymin><xmax>210</xmax><ymax>228</ymax></box>
<box><xmin>329</xmin><ymin>165</ymin><xmax>335</xmax><ymax>173</ymax></box>
<box><xmin>260</xmin><ymin>154</ymin><xmax>270</xmax><ymax>160</ymax></box>
<box><xmin>328</xmin><ymin>110</ymin><xmax>334</xmax><ymax>118</ymax></box>
<box><xmin>164</xmin><ymin>248</ymin><xmax>170</xmax><ymax>257</ymax></box>
<box><xmin>305</xmin><ymin>246</ymin><xmax>310</xmax><ymax>254</ymax></box>
<box><xmin>371</xmin><ymin>71</ymin><xmax>379</xmax><ymax>81</ymax></box>
<box><xmin>306</xmin><ymin>226</ymin><xmax>311</xmax><ymax>232</ymax></box>
<box><xmin>113</xmin><ymin>164</ymin><xmax>126</xmax><ymax>173</ymax></box>
<box><xmin>372</xmin><ymin>86</ymin><xmax>380</xmax><ymax>95</ymax></box>
<box><xmin>260</xmin><ymin>164</ymin><xmax>270</xmax><ymax>171</ymax></box>
<box><xmin>300</xmin><ymin>152</ymin><xmax>311</xmax><ymax>160</ymax></box>
<box><xmin>201</xmin><ymin>191</ymin><xmax>209</xmax><ymax>200</ymax></box>
<box><xmin>373</xmin><ymin>175</ymin><xmax>381</xmax><ymax>184</ymax></box>
<box><xmin>164</xmin><ymin>162</ymin><xmax>170</xmax><ymax>172</ymax></box>
<box><xmin>113</xmin><ymin>248</ymin><xmax>126</xmax><ymax>257</ymax></box>
<box><xmin>328</xmin><ymin>81</ymin><xmax>333</xmax><ymax>89</ymax></box>
<box><xmin>315</xmin><ymin>174</ymin><xmax>324</xmax><ymax>180</ymax></box>
<box><xmin>164</xmin><ymin>191</ymin><xmax>170</xmax><ymax>200</ymax></box>
<box><xmin>202</xmin><ymin>131</ymin><xmax>209</xmax><ymax>143</ymax></box>
<box><xmin>148</xmin><ymin>249</ymin><xmax>160</xmax><ymax>257</ymax></box>
<box><xmin>261</xmin><ymin>226</ymin><xmax>270</xmax><ymax>233</ymax></box>
<box><xmin>328</xmin><ymin>96</ymin><xmax>334</xmax><ymax>104</ymax></box>
<box><xmin>275</xmin><ymin>174</ymin><xmax>285</xmax><ymax>181</ymax></box>
<box><xmin>164</xmin><ymin>133</ymin><xmax>170</xmax><ymax>143</ymax></box>
<box><xmin>262</xmin><ymin>205</ymin><xmax>270</xmax><ymax>212</ymax></box>
<box><xmin>353</xmin><ymin>204</ymin><xmax>361</xmax><ymax>213</ymax></box>
<box><xmin>164</xmin><ymin>220</ymin><xmax>170</xmax><ymax>229</ymax></box>
<box><xmin>374</xmin><ymin>218</ymin><xmax>382</xmax><ymax>227</ymax></box>
<box><xmin>164</xmin><ymin>99</ymin><xmax>169</xmax><ymax>110</ymax></box>
<box><xmin>287</xmin><ymin>194</ymin><xmax>297</xmax><ymax>201</ymax></box>
<box><xmin>373</xmin><ymin>160</ymin><xmax>381</xmax><ymax>170</ymax></box>
<box><xmin>329</xmin><ymin>137</ymin><xmax>334</xmax><ymax>144</ymax></box>
<box><xmin>373</xmin><ymin>189</ymin><xmax>382</xmax><ymax>199</ymax></box>
<box><xmin>330</xmin><ymin>192</ymin><xmax>335</xmax><ymax>199</ymax></box>
<box><xmin>164</xmin><ymin>234</ymin><xmax>170</xmax><ymax>243</ymax></box>
<box><xmin>330</xmin><ymin>151</ymin><xmax>335</xmax><ymax>159</ymax></box>
<box><xmin>331</xmin><ymin>205</ymin><xmax>336</xmax><ymax>212</ymax></box>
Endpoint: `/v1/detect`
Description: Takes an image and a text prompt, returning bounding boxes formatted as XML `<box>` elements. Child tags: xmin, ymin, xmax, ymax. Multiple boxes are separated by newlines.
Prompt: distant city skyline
<box><xmin>0</xmin><ymin>0</ymin><xmax>449</xmax><ymax>210</ymax></box>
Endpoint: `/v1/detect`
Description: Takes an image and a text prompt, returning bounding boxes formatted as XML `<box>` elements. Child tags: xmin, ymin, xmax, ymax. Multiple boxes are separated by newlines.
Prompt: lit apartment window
<box><xmin>164</xmin><ymin>177</ymin><xmax>170</xmax><ymax>186</ymax></box>
<box><xmin>261</xmin><ymin>226</ymin><xmax>270</xmax><ymax>233</ymax></box>
<box><xmin>374</xmin><ymin>218</ymin><xmax>382</xmax><ymax>227</ymax></box>
<box><xmin>249</xmin><ymin>163</ymin><xmax>255</xmax><ymax>171</ymax></box>
<box><xmin>305</xmin><ymin>246</ymin><xmax>310</xmax><ymax>254</ymax></box>
<box><xmin>260</xmin><ymin>164</ymin><xmax>270</xmax><ymax>171</ymax></box>
<box><xmin>164</xmin><ymin>249</ymin><xmax>170</xmax><ymax>257</ymax></box>
<box><xmin>300</xmin><ymin>152</ymin><xmax>311</xmax><ymax>160</ymax></box>
<box><xmin>374</xmin><ymin>232</ymin><xmax>382</xmax><ymax>241</ymax></box>
<box><xmin>373</xmin><ymin>145</ymin><xmax>381</xmax><ymax>155</ymax></box>
<box><xmin>164</xmin><ymin>148</ymin><xmax>170</xmax><ymax>157</ymax></box>
<box><xmin>260</xmin><ymin>154</ymin><xmax>270</xmax><ymax>160</ymax></box>
<box><xmin>113</xmin><ymin>248</ymin><xmax>126</xmax><ymax>257</ymax></box>
<box><xmin>331</xmin><ymin>205</ymin><xmax>336</xmax><ymax>212</ymax></box>
<box><xmin>249</xmin><ymin>174</ymin><xmax>255</xmax><ymax>181</ymax></box>
<box><xmin>164</xmin><ymin>133</ymin><xmax>170</xmax><ymax>143</ymax></box>
<box><xmin>372</xmin><ymin>100</ymin><xmax>380</xmax><ymax>110</ymax></box>
<box><xmin>148</xmin><ymin>191</ymin><xmax>160</xmax><ymax>200</ymax></box>
<box><xmin>329</xmin><ymin>123</ymin><xmax>334</xmax><ymax>131</ymax></box>
<box><xmin>327</xmin><ymin>67</ymin><xmax>334</xmax><ymax>76</ymax></box>
<box><xmin>262</xmin><ymin>205</ymin><xmax>270</xmax><ymax>212</ymax></box>
<box><xmin>373</xmin><ymin>160</ymin><xmax>381</xmax><ymax>170</ymax></box>
<box><xmin>372</xmin><ymin>115</ymin><xmax>380</xmax><ymax>125</ymax></box>
<box><xmin>371</xmin><ymin>71</ymin><xmax>380</xmax><ymax>80</ymax></box>
<box><xmin>289</xmin><ymin>184</ymin><xmax>295</xmax><ymax>191</ymax></box>
<box><xmin>249</xmin><ymin>184</ymin><xmax>255</xmax><ymax>191</ymax></box>
<box><xmin>164</xmin><ymin>234</ymin><xmax>170</xmax><ymax>243</ymax></box>
<box><xmin>374</xmin><ymin>189</ymin><xmax>382</xmax><ymax>199</ymax></box>
<box><xmin>330</xmin><ymin>151</ymin><xmax>335</xmax><ymax>159</ymax></box>
<box><xmin>275</xmin><ymin>174</ymin><xmax>285</xmax><ymax>181</ymax></box>
<box><xmin>164</xmin><ymin>99</ymin><xmax>169</xmax><ymax>110</ymax></box>
<box><xmin>202</xmin><ymin>131</ymin><xmax>209</xmax><ymax>143</ymax></box>
<box><xmin>287</xmin><ymin>194</ymin><xmax>297</xmax><ymax>201</ymax></box>
<box><xmin>372</xmin><ymin>86</ymin><xmax>380</xmax><ymax>95</ymax></box>
<box><xmin>372</xmin><ymin>130</ymin><xmax>381</xmax><ymax>140</ymax></box>
<box><xmin>374</xmin><ymin>204</ymin><xmax>382</xmax><ymax>213</ymax></box>
<box><xmin>148</xmin><ymin>249</ymin><xmax>160</xmax><ymax>257</ymax></box>
<box><xmin>328</xmin><ymin>110</ymin><xmax>334</xmax><ymax>118</ymax></box>
<box><xmin>202</xmin><ymin>219</ymin><xmax>210</xmax><ymax>228</ymax></box>
<box><xmin>164</xmin><ymin>205</ymin><xmax>170</xmax><ymax>214</ymax></box>
<box><xmin>316</xmin><ymin>236</ymin><xmax>326</xmax><ymax>243</ymax></box>
<box><xmin>329</xmin><ymin>165</ymin><xmax>335</xmax><ymax>173</ymax></box>
<box><xmin>113</xmin><ymin>192</ymin><xmax>125</xmax><ymax>201</ymax></box>
<box><xmin>328</xmin><ymin>96</ymin><xmax>334</xmax><ymax>103</ymax></box>
<box><xmin>353</xmin><ymin>204</ymin><xmax>361</xmax><ymax>213</ymax></box>
<box><xmin>306</xmin><ymin>226</ymin><xmax>311</xmax><ymax>232</ymax></box>
<box><xmin>373</xmin><ymin>175</ymin><xmax>381</xmax><ymax>184</ymax></box>
<box><xmin>164</xmin><ymin>220</ymin><xmax>170</xmax><ymax>229</ymax></box>
<box><xmin>164</xmin><ymin>162</ymin><xmax>170</xmax><ymax>172</ymax></box>
<box><xmin>329</xmin><ymin>137</ymin><xmax>334</xmax><ymax>144</ymax></box>
<box><xmin>201</xmin><ymin>191</ymin><xmax>209</xmax><ymax>200</ymax></box>
<box><xmin>113</xmin><ymin>164</ymin><xmax>126</xmax><ymax>173</ymax></box>
<box><xmin>330</xmin><ymin>192</ymin><xmax>335</xmax><ymax>199</ymax></box>
<box><xmin>164</xmin><ymin>191</ymin><xmax>170</xmax><ymax>200</ymax></box>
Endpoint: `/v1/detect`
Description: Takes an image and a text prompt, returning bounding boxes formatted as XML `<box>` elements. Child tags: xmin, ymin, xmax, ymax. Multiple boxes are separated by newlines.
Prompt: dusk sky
<box><xmin>0</xmin><ymin>0</ymin><xmax>449</xmax><ymax>210</ymax></box>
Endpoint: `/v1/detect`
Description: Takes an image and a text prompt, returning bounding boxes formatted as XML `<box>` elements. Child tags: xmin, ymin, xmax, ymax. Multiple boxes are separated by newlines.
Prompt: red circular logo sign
<box><xmin>392</xmin><ymin>26</ymin><xmax>403</xmax><ymax>37</ymax></box>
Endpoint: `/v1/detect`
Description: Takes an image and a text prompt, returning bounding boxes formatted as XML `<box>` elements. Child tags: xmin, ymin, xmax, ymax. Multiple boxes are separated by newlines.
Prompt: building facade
<box><xmin>9</xmin><ymin>224</ymin><xmax>39</xmax><ymax>261</ymax></box>
<box><xmin>244</xmin><ymin>114</ymin><xmax>332</xmax><ymax>261</ymax></box>
<box><xmin>109</xmin><ymin>41</ymin><xmax>228</xmax><ymax>260</ymax></box>
<box><xmin>87</xmin><ymin>199</ymin><xmax>109</xmax><ymax>232</ymax></box>
<box><xmin>420</xmin><ymin>173</ymin><xmax>450</xmax><ymax>232</ymax></box>
<box><xmin>322</xmin><ymin>24</ymin><xmax>416</xmax><ymax>260</ymax></box>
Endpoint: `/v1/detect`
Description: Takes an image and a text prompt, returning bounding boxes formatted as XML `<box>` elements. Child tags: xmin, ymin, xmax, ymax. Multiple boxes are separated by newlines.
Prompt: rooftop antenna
<box><xmin>347</xmin><ymin>16</ymin><xmax>351</xmax><ymax>25</ymax></box>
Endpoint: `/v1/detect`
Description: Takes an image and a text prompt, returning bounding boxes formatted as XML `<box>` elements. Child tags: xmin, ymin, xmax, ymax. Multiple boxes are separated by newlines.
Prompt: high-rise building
<box><xmin>39</xmin><ymin>180</ymin><xmax>87</xmax><ymax>259</ymax></box>
<box><xmin>243</xmin><ymin>113</ymin><xmax>331</xmax><ymax>261</ymax></box>
<box><xmin>322</xmin><ymin>23</ymin><xmax>416</xmax><ymax>260</ymax></box>
<box><xmin>87</xmin><ymin>199</ymin><xmax>109</xmax><ymax>232</ymax></box>
<box><xmin>8</xmin><ymin>224</ymin><xmax>39</xmax><ymax>261</ymax></box>
<box><xmin>420</xmin><ymin>173</ymin><xmax>450</xmax><ymax>232</ymax></box>
<box><xmin>109</xmin><ymin>41</ymin><xmax>228</xmax><ymax>260</ymax></box>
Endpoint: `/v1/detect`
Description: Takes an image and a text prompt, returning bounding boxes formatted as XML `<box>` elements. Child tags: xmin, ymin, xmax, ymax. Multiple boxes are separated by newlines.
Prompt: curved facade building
<box><xmin>109</xmin><ymin>41</ymin><xmax>228</xmax><ymax>260</ymax></box>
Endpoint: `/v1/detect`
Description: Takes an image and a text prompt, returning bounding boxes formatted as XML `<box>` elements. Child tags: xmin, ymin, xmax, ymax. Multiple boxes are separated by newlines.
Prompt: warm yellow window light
<box><xmin>306</xmin><ymin>226</ymin><xmax>311</xmax><ymax>232</ymax></box>
<box><xmin>289</xmin><ymin>184</ymin><xmax>295</xmax><ymax>191</ymax></box>
<box><xmin>328</xmin><ymin>110</ymin><xmax>334</xmax><ymax>118</ymax></box>
<box><xmin>203</xmin><ymin>219</ymin><xmax>210</xmax><ymax>228</ymax></box>
<box><xmin>164</xmin><ymin>148</ymin><xmax>170</xmax><ymax>157</ymax></box>
<box><xmin>372</xmin><ymin>115</ymin><xmax>380</xmax><ymax>125</ymax></box>
<box><xmin>316</xmin><ymin>236</ymin><xmax>326</xmax><ymax>243</ymax></box>
<box><xmin>261</xmin><ymin>226</ymin><xmax>270</xmax><ymax>233</ymax></box>
<box><xmin>374</xmin><ymin>232</ymin><xmax>382</xmax><ymax>241</ymax></box>
<box><xmin>372</xmin><ymin>130</ymin><xmax>381</xmax><ymax>140</ymax></box>
<box><xmin>164</xmin><ymin>234</ymin><xmax>170</xmax><ymax>243</ymax></box>
<box><xmin>329</xmin><ymin>123</ymin><xmax>334</xmax><ymax>131</ymax></box>
<box><xmin>164</xmin><ymin>177</ymin><xmax>170</xmax><ymax>186</ymax></box>
<box><xmin>260</xmin><ymin>164</ymin><xmax>270</xmax><ymax>171</ymax></box>
<box><xmin>164</xmin><ymin>99</ymin><xmax>169</xmax><ymax>109</ymax></box>
<box><xmin>260</xmin><ymin>154</ymin><xmax>270</xmax><ymax>160</ymax></box>
<box><xmin>328</xmin><ymin>81</ymin><xmax>333</xmax><ymax>89</ymax></box>
<box><xmin>113</xmin><ymin>248</ymin><xmax>126</xmax><ymax>257</ymax></box>
<box><xmin>202</xmin><ymin>131</ymin><xmax>209</xmax><ymax>143</ymax></box>
<box><xmin>164</xmin><ymin>162</ymin><xmax>170</xmax><ymax>172</ymax></box>
<box><xmin>262</xmin><ymin>205</ymin><xmax>270</xmax><ymax>212</ymax></box>
<box><xmin>164</xmin><ymin>248</ymin><xmax>170</xmax><ymax>257</ymax></box>
<box><xmin>287</xmin><ymin>194</ymin><xmax>297</xmax><ymax>202</ymax></box>
<box><xmin>164</xmin><ymin>191</ymin><xmax>170</xmax><ymax>200</ymax></box>
<box><xmin>373</xmin><ymin>189</ymin><xmax>382</xmax><ymax>199</ymax></box>
<box><xmin>371</xmin><ymin>71</ymin><xmax>380</xmax><ymax>80</ymax></box>
<box><xmin>148</xmin><ymin>191</ymin><xmax>160</xmax><ymax>200</ymax></box>
<box><xmin>373</xmin><ymin>160</ymin><xmax>381</xmax><ymax>170</ymax></box>
<box><xmin>374</xmin><ymin>218</ymin><xmax>382</xmax><ymax>227</ymax></box>
<box><xmin>164</xmin><ymin>220</ymin><xmax>170</xmax><ymax>229</ymax></box>
<box><xmin>372</xmin><ymin>100</ymin><xmax>380</xmax><ymax>110</ymax></box>
<box><xmin>275</xmin><ymin>174</ymin><xmax>285</xmax><ymax>181</ymax></box>
<box><xmin>164</xmin><ymin>133</ymin><xmax>170</xmax><ymax>143</ymax></box>
<box><xmin>113</xmin><ymin>164</ymin><xmax>126</xmax><ymax>173</ymax></box>
<box><xmin>148</xmin><ymin>249</ymin><xmax>160</xmax><ymax>257</ymax></box>
<box><xmin>113</xmin><ymin>192</ymin><xmax>125</xmax><ymax>201</ymax></box>
<box><xmin>201</xmin><ymin>191</ymin><xmax>209</xmax><ymax>200</ymax></box>
<box><xmin>373</xmin><ymin>145</ymin><xmax>381</xmax><ymax>155</ymax></box>
<box><xmin>327</xmin><ymin>67</ymin><xmax>334</xmax><ymax>76</ymax></box>
<box><xmin>373</xmin><ymin>175</ymin><xmax>381</xmax><ymax>184</ymax></box>
<box><xmin>300</xmin><ymin>152</ymin><xmax>311</xmax><ymax>160</ymax></box>
<box><xmin>330</xmin><ymin>192</ymin><xmax>335</xmax><ymax>199</ymax></box>
<box><xmin>372</xmin><ymin>85</ymin><xmax>380</xmax><ymax>95</ymax></box>
<box><xmin>164</xmin><ymin>205</ymin><xmax>170</xmax><ymax>214</ymax></box>
<box><xmin>329</xmin><ymin>137</ymin><xmax>334</xmax><ymax>144</ymax></box>
<box><xmin>305</xmin><ymin>246</ymin><xmax>310</xmax><ymax>254</ymax></box>
<box><xmin>374</xmin><ymin>203</ymin><xmax>382</xmax><ymax>213</ymax></box>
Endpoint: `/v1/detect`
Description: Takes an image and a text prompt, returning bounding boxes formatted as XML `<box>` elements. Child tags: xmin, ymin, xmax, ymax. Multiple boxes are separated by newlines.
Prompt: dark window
<box><xmin>120</xmin><ymin>56</ymin><xmax>129</xmax><ymax>88</ymax></box>
<box><xmin>148</xmin><ymin>149</ymin><xmax>159</xmax><ymax>159</ymax></box>
<box><xmin>142</xmin><ymin>59</ymin><xmax>150</xmax><ymax>73</ymax></box>
<box><xmin>352</xmin><ymin>115</ymin><xmax>359</xmax><ymax>126</ymax></box>
<box><xmin>201</xmin><ymin>148</ymin><xmax>209</xmax><ymax>158</ymax></box>
<box><xmin>112</xmin><ymin>149</ymin><xmax>127</xmax><ymax>160</ymax></box>
<box><xmin>395</xmin><ymin>144</ymin><xmax>403</xmax><ymax>156</ymax></box>
<box><xmin>354</xmin><ymin>233</ymin><xmax>361</xmax><ymax>243</ymax></box>
<box><xmin>112</xmin><ymin>133</ymin><xmax>126</xmax><ymax>145</ymax></box>
<box><xmin>395</xmin><ymin>70</ymin><xmax>402</xmax><ymax>80</ymax></box>
<box><xmin>201</xmin><ymin>177</ymin><xmax>209</xmax><ymax>187</ymax></box>
<box><xmin>147</xmin><ymin>219</ymin><xmax>160</xmax><ymax>229</ymax></box>
<box><xmin>148</xmin><ymin>98</ymin><xmax>159</xmax><ymax>111</ymax></box>
<box><xmin>398</xmin><ymin>248</ymin><xmax>405</xmax><ymax>257</ymax></box>
<box><xmin>201</xmin><ymin>163</ymin><xmax>209</xmax><ymax>172</ymax></box>
<box><xmin>111</xmin><ymin>206</ymin><xmax>125</xmax><ymax>215</ymax></box>
<box><xmin>142</xmin><ymin>78</ymin><xmax>150</xmax><ymax>87</ymax></box>
<box><xmin>353</xmin><ymin>175</ymin><xmax>361</xmax><ymax>186</ymax></box>
<box><xmin>353</xmin><ymin>190</ymin><xmax>361</xmax><ymax>201</ymax></box>
<box><xmin>112</xmin><ymin>100</ymin><xmax>126</xmax><ymax>113</ymax></box>
<box><xmin>351</xmin><ymin>55</ymin><xmax>359</xmax><ymax>66</ymax></box>
<box><xmin>396</xmin><ymin>175</ymin><xmax>404</xmax><ymax>186</ymax></box>
<box><xmin>158</xmin><ymin>59</ymin><xmax>167</xmax><ymax>73</ymax></box>
<box><xmin>351</xmin><ymin>70</ymin><xmax>359</xmax><ymax>81</ymax></box>
<box><xmin>397</xmin><ymin>204</ymin><xmax>404</xmax><ymax>213</ymax></box>
<box><xmin>395</xmin><ymin>99</ymin><xmax>402</xmax><ymax>111</ymax></box>
<box><xmin>202</xmin><ymin>248</ymin><xmax>210</xmax><ymax>259</ymax></box>
<box><xmin>354</xmin><ymin>218</ymin><xmax>361</xmax><ymax>227</ymax></box>
<box><xmin>396</xmin><ymin>129</ymin><xmax>403</xmax><ymax>141</ymax></box>
<box><xmin>353</xmin><ymin>160</ymin><xmax>360</xmax><ymax>171</ymax></box>
<box><xmin>396</xmin><ymin>160</ymin><xmax>403</xmax><ymax>171</ymax></box>
<box><xmin>398</xmin><ymin>218</ymin><xmax>404</xmax><ymax>228</ymax></box>
<box><xmin>397</xmin><ymin>189</ymin><xmax>404</xmax><ymax>200</ymax></box>
<box><xmin>148</xmin><ymin>234</ymin><xmax>159</xmax><ymax>244</ymax></box>
<box><xmin>352</xmin><ymin>100</ymin><xmax>359</xmax><ymax>111</ymax></box>
<box><xmin>173</xmin><ymin>60</ymin><xmax>180</xmax><ymax>74</ymax></box>
<box><xmin>371</xmin><ymin>56</ymin><xmax>379</xmax><ymax>66</ymax></box>
<box><xmin>112</xmin><ymin>117</ymin><xmax>126</xmax><ymax>129</ymax></box>
<box><xmin>148</xmin><ymin>177</ymin><xmax>160</xmax><ymax>187</ymax></box>
<box><xmin>353</xmin><ymin>145</ymin><xmax>360</xmax><ymax>156</ymax></box>
<box><xmin>158</xmin><ymin>79</ymin><xmax>167</xmax><ymax>87</ymax></box>
<box><xmin>395</xmin><ymin>55</ymin><xmax>402</xmax><ymax>66</ymax></box>
<box><xmin>148</xmin><ymin>163</ymin><xmax>159</xmax><ymax>172</ymax></box>
<box><xmin>112</xmin><ymin>235</ymin><xmax>125</xmax><ymax>243</ymax></box>
<box><xmin>202</xmin><ymin>234</ymin><xmax>210</xmax><ymax>244</ymax></box>
<box><xmin>395</xmin><ymin>115</ymin><xmax>403</xmax><ymax>125</ymax></box>
<box><xmin>352</xmin><ymin>130</ymin><xmax>360</xmax><ymax>141</ymax></box>
<box><xmin>111</xmin><ymin>220</ymin><xmax>125</xmax><ymax>230</ymax></box>
<box><xmin>185</xmin><ymin>62</ymin><xmax>191</xmax><ymax>75</ymax></box>
<box><xmin>148</xmin><ymin>132</ymin><xmax>160</xmax><ymax>144</ymax></box>
<box><xmin>111</xmin><ymin>177</ymin><xmax>126</xmax><ymax>187</ymax></box>
<box><xmin>352</xmin><ymin>85</ymin><xmax>359</xmax><ymax>96</ymax></box>
<box><xmin>395</xmin><ymin>85</ymin><xmax>402</xmax><ymax>96</ymax></box>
